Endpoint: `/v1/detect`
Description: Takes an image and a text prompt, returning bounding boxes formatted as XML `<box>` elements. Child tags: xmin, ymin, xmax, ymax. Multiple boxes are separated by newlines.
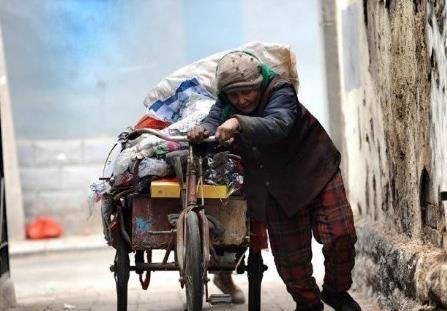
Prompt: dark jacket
<box><xmin>201</xmin><ymin>78</ymin><xmax>341</xmax><ymax>223</ymax></box>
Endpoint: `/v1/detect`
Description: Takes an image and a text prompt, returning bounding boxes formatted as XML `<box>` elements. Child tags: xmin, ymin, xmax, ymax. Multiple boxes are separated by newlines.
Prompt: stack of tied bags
<box><xmin>91</xmin><ymin>42</ymin><xmax>300</xmax><ymax>250</ymax></box>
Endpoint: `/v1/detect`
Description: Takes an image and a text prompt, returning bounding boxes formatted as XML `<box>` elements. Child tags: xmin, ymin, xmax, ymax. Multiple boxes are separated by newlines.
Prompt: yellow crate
<box><xmin>150</xmin><ymin>181</ymin><xmax>230</xmax><ymax>199</ymax></box>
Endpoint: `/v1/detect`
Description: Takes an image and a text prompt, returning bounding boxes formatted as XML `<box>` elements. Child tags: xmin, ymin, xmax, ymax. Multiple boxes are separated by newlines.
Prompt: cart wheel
<box><xmin>184</xmin><ymin>211</ymin><xmax>203</xmax><ymax>311</ymax></box>
<box><xmin>248</xmin><ymin>249</ymin><xmax>264</xmax><ymax>311</ymax></box>
<box><xmin>114</xmin><ymin>231</ymin><xmax>130</xmax><ymax>311</ymax></box>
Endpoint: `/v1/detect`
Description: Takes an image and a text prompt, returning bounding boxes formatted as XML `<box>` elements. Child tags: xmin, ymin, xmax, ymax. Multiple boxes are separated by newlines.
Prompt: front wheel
<box><xmin>114</xmin><ymin>230</ymin><xmax>130</xmax><ymax>311</ymax></box>
<box><xmin>184</xmin><ymin>211</ymin><xmax>203</xmax><ymax>311</ymax></box>
<box><xmin>248</xmin><ymin>249</ymin><xmax>264</xmax><ymax>311</ymax></box>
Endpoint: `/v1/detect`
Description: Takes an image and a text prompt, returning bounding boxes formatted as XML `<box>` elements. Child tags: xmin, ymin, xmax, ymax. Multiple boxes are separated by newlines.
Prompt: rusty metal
<box><xmin>176</xmin><ymin>209</ymin><xmax>187</xmax><ymax>274</ymax></box>
<box><xmin>162</xmin><ymin>236</ymin><xmax>174</xmax><ymax>264</ymax></box>
<box><xmin>177</xmin><ymin>150</ymin><xmax>201</xmax><ymax>277</ymax></box>
<box><xmin>131</xmin><ymin>196</ymin><xmax>180</xmax><ymax>250</ymax></box>
<box><xmin>133</xmin><ymin>128</ymin><xmax>216</xmax><ymax>143</ymax></box>
<box><xmin>198</xmin><ymin>157</ymin><xmax>204</xmax><ymax>206</ymax></box>
<box><xmin>187</xmin><ymin>171</ymin><xmax>197</xmax><ymax>206</ymax></box>
<box><xmin>108</xmin><ymin>263</ymin><xmax>238</xmax><ymax>272</ymax></box>
<box><xmin>133</xmin><ymin>263</ymin><xmax>178</xmax><ymax>271</ymax></box>
<box><xmin>143</xmin><ymin>230</ymin><xmax>176</xmax><ymax>235</ymax></box>
<box><xmin>197</xmin><ymin>209</ymin><xmax>210</xmax><ymax>294</ymax></box>
<box><xmin>186</xmin><ymin>145</ymin><xmax>197</xmax><ymax>207</ymax></box>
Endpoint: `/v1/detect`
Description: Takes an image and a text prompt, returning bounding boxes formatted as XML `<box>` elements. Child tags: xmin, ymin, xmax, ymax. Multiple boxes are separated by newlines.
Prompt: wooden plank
<box><xmin>151</xmin><ymin>181</ymin><xmax>229</xmax><ymax>199</ymax></box>
<box><xmin>205</xmin><ymin>198</ymin><xmax>248</xmax><ymax>246</ymax></box>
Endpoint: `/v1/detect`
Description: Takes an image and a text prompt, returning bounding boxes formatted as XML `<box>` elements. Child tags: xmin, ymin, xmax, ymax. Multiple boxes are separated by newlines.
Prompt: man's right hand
<box><xmin>187</xmin><ymin>125</ymin><xmax>209</xmax><ymax>143</ymax></box>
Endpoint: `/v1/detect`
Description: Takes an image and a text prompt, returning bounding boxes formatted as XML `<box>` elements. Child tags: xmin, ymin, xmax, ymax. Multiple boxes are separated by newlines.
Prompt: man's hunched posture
<box><xmin>188</xmin><ymin>51</ymin><xmax>361</xmax><ymax>311</ymax></box>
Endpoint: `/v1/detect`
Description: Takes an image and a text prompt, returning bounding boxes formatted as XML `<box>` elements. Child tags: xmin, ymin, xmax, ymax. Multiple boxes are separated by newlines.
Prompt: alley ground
<box><xmin>6</xmin><ymin>238</ymin><xmax>380</xmax><ymax>311</ymax></box>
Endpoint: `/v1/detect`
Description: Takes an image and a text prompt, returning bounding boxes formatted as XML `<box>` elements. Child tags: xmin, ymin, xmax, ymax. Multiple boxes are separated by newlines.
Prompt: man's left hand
<box><xmin>215</xmin><ymin>118</ymin><xmax>240</xmax><ymax>142</ymax></box>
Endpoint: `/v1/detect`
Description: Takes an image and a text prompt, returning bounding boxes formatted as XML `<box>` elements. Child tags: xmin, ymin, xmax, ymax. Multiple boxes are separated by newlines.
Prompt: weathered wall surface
<box><xmin>16</xmin><ymin>138</ymin><xmax>114</xmax><ymax>236</ymax></box>
<box><xmin>328</xmin><ymin>0</ymin><xmax>447</xmax><ymax>309</ymax></box>
<box><xmin>427</xmin><ymin>0</ymin><xmax>447</xmax><ymax>246</ymax></box>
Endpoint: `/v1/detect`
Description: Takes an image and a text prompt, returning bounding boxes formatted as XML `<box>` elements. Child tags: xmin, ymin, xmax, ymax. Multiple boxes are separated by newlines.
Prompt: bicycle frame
<box><xmin>176</xmin><ymin>144</ymin><xmax>211</xmax><ymax>291</ymax></box>
<box><xmin>133</xmin><ymin>129</ymin><xmax>214</xmax><ymax>290</ymax></box>
<box><xmin>108</xmin><ymin>127</ymin><xmax>264</xmax><ymax>310</ymax></box>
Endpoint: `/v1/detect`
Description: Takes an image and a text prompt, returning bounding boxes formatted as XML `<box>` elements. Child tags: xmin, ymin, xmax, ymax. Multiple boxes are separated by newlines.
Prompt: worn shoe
<box><xmin>321</xmin><ymin>289</ymin><xmax>361</xmax><ymax>311</ymax></box>
<box><xmin>213</xmin><ymin>273</ymin><xmax>246</xmax><ymax>304</ymax></box>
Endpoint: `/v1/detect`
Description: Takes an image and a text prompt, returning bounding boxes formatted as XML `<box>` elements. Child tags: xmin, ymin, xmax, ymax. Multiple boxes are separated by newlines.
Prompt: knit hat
<box><xmin>216</xmin><ymin>51</ymin><xmax>263</xmax><ymax>93</ymax></box>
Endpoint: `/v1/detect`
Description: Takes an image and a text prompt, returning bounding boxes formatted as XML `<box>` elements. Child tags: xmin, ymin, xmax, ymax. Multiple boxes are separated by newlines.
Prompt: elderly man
<box><xmin>188</xmin><ymin>51</ymin><xmax>360</xmax><ymax>311</ymax></box>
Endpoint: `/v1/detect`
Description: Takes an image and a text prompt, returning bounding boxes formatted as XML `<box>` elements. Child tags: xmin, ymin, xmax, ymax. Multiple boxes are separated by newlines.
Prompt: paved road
<box><xmin>7</xmin><ymin>241</ymin><xmax>379</xmax><ymax>310</ymax></box>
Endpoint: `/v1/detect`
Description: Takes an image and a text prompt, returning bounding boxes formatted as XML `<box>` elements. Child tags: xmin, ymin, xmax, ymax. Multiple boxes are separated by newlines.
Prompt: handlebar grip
<box><xmin>203</xmin><ymin>136</ymin><xmax>216</xmax><ymax>143</ymax></box>
<box><xmin>127</xmin><ymin>131</ymin><xmax>143</xmax><ymax>140</ymax></box>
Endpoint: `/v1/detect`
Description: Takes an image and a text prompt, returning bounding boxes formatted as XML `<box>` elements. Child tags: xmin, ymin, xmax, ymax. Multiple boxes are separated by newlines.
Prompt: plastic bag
<box><xmin>26</xmin><ymin>217</ymin><xmax>63</xmax><ymax>239</ymax></box>
<box><xmin>134</xmin><ymin>96</ymin><xmax>214</xmax><ymax>155</ymax></box>
<box><xmin>138</xmin><ymin>157</ymin><xmax>173</xmax><ymax>178</ymax></box>
<box><xmin>101</xmin><ymin>195</ymin><xmax>114</xmax><ymax>245</ymax></box>
<box><xmin>204</xmin><ymin>152</ymin><xmax>243</xmax><ymax>195</ymax></box>
<box><xmin>89</xmin><ymin>180</ymin><xmax>111</xmax><ymax>203</ymax></box>
<box><xmin>144</xmin><ymin>41</ymin><xmax>299</xmax><ymax>109</ymax></box>
<box><xmin>113</xmin><ymin>96</ymin><xmax>213</xmax><ymax>175</ymax></box>
<box><xmin>145</xmin><ymin>78</ymin><xmax>215</xmax><ymax>123</ymax></box>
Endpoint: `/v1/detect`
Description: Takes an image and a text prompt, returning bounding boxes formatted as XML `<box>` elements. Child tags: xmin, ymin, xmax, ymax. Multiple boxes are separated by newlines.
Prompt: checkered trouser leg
<box><xmin>312</xmin><ymin>170</ymin><xmax>357</xmax><ymax>292</ymax></box>
<box><xmin>265</xmin><ymin>170</ymin><xmax>357</xmax><ymax>310</ymax></box>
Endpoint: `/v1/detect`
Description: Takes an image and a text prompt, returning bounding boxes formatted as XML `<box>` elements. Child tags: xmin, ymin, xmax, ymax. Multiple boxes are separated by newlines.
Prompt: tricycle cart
<box><xmin>101</xmin><ymin>128</ymin><xmax>267</xmax><ymax>311</ymax></box>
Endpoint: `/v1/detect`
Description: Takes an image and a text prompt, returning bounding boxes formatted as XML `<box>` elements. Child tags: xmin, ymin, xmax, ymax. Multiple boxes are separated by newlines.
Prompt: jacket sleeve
<box><xmin>233</xmin><ymin>85</ymin><xmax>298</xmax><ymax>145</ymax></box>
<box><xmin>200</xmin><ymin>99</ymin><xmax>225</xmax><ymax>134</ymax></box>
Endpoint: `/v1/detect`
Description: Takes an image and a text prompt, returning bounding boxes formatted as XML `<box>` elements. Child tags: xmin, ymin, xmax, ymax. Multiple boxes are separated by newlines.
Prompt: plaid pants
<box><xmin>266</xmin><ymin>170</ymin><xmax>357</xmax><ymax>310</ymax></box>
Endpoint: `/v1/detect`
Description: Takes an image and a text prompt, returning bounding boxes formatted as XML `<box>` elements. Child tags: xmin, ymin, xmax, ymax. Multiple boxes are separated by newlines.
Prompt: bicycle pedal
<box><xmin>209</xmin><ymin>294</ymin><xmax>232</xmax><ymax>305</ymax></box>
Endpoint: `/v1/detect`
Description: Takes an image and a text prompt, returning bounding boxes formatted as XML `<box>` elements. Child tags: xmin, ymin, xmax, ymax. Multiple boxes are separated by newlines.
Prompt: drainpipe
<box><xmin>0</xmin><ymin>22</ymin><xmax>25</xmax><ymax>241</ymax></box>
<box><xmin>319</xmin><ymin>0</ymin><xmax>349</xmax><ymax>186</ymax></box>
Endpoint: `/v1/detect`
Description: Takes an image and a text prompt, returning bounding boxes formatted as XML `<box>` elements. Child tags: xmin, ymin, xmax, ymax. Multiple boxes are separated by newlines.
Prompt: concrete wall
<box><xmin>325</xmin><ymin>0</ymin><xmax>447</xmax><ymax>309</ymax></box>
<box><xmin>17</xmin><ymin>138</ymin><xmax>114</xmax><ymax>236</ymax></box>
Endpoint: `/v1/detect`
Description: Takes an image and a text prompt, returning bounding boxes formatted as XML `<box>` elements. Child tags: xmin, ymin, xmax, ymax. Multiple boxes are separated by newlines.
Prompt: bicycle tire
<box><xmin>248</xmin><ymin>249</ymin><xmax>264</xmax><ymax>311</ymax></box>
<box><xmin>114</xmin><ymin>230</ymin><xmax>130</xmax><ymax>311</ymax></box>
<box><xmin>185</xmin><ymin>211</ymin><xmax>203</xmax><ymax>311</ymax></box>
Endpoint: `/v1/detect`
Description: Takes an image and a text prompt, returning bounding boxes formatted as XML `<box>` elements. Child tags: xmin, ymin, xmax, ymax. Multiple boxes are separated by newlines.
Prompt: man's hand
<box><xmin>187</xmin><ymin>125</ymin><xmax>209</xmax><ymax>143</ymax></box>
<box><xmin>215</xmin><ymin>118</ymin><xmax>240</xmax><ymax>142</ymax></box>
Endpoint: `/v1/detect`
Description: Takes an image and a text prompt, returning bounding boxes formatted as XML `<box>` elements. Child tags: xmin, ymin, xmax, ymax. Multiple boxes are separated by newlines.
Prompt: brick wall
<box><xmin>17</xmin><ymin>137</ymin><xmax>115</xmax><ymax>236</ymax></box>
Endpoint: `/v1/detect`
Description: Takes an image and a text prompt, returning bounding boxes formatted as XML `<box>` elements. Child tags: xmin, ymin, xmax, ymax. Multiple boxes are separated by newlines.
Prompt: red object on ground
<box><xmin>134</xmin><ymin>115</ymin><xmax>170</xmax><ymax>130</ymax></box>
<box><xmin>26</xmin><ymin>217</ymin><xmax>63</xmax><ymax>239</ymax></box>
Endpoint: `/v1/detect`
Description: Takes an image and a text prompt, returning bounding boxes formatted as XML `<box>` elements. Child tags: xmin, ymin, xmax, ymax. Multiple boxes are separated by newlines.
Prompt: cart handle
<box><xmin>134</xmin><ymin>128</ymin><xmax>216</xmax><ymax>143</ymax></box>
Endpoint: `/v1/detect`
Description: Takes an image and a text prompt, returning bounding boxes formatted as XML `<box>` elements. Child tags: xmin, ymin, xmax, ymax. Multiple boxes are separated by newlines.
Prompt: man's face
<box><xmin>226</xmin><ymin>88</ymin><xmax>260</xmax><ymax>114</ymax></box>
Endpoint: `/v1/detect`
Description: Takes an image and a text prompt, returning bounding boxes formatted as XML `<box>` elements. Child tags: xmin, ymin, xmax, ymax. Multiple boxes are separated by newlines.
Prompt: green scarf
<box><xmin>219</xmin><ymin>62</ymin><xmax>278</xmax><ymax>122</ymax></box>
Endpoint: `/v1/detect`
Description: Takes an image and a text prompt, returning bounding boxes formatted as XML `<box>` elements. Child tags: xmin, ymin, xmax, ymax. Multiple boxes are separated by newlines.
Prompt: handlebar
<box><xmin>133</xmin><ymin>128</ymin><xmax>216</xmax><ymax>143</ymax></box>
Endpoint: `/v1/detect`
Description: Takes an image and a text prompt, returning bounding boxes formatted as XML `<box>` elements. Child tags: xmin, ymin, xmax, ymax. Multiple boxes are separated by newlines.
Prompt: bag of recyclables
<box><xmin>95</xmin><ymin>42</ymin><xmax>300</xmax><ymax>192</ymax></box>
<box><xmin>113</xmin><ymin>41</ymin><xmax>300</xmax><ymax>176</ymax></box>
